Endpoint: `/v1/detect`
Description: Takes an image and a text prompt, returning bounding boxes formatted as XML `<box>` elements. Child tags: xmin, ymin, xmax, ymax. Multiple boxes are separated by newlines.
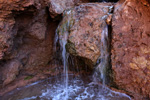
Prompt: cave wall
<box><xmin>0</xmin><ymin>0</ymin><xmax>60</xmax><ymax>91</ymax></box>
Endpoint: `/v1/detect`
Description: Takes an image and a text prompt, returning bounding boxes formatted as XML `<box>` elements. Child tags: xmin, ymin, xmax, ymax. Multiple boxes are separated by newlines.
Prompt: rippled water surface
<box><xmin>1</xmin><ymin>75</ymin><xmax>131</xmax><ymax>100</ymax></box>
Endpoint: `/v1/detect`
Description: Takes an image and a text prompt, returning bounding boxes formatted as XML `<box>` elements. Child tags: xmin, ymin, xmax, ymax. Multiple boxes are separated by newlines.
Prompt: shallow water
<box><xmin>1</xmin><ymin>75</ymin><xmax>131</xmax><ymax>100</ymax></box>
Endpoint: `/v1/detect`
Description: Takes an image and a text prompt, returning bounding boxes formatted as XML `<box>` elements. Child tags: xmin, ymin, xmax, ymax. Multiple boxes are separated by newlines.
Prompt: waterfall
<box><xmin>54</xmin><ymin>31</ymin><xmax>69</xmax><ymax>100</ymax></box>
<box><xmin>100</xmin><ymin>24</ymin><xmax>109</xmax><ymax>85</ymax></box>
<box><xmin>60</xmin><ymin>32</ymin><xmax>69</xmax><ymax>100</ymax></box>
<box><xmin>56</xmin><ymin>10</ymin><xmax>73</xmax><ymax>100</ymax></box>
<box><xmin>53</xmin><ymin>29</ymin><xmax>69</xmax><ymax>99</ymax></box>
<box><xmin>94</xmin><ymin>23</ymin><xmax>110</xmax><ymax>85</ymax></box>
<box><xmin>2</xmin><ymin>7</ymin><xmax>131</xmax><ymax>100</ymax></box>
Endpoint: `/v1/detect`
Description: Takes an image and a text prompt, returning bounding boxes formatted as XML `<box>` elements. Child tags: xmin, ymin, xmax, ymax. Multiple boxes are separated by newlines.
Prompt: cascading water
<box><xmin>59</xmin><ymin>30</ymin><xmax>69</xmax><ymax>100</ymax></box>
<box><xmin>1</xmin><ymin>25</ymin><xmax>131</xmax><ymax>100</ymax></box>
<box><xmin>1</xmin><ymin>3</ymin><xmax>131</xmax><ymax>100</ymax></box>
<box><xmin>94</xmin><ymin>24</ymin><xmax>110</xmax><ymax>85</ymax></box>
<box><xmin>55</xmin><ymin>9</ymin><xmax>74</xmax><ymax>99</ymax></box>
<box><xmin>101</xmin><ymin>25</ymin><xmax>109</xmax><ymax>85</ymax></box>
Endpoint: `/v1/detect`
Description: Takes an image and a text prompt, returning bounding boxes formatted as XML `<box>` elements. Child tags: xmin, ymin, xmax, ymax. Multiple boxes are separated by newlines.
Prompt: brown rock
<box><xmin>1</xmin><ymin>59</ymin><xmax>23</xmax><ymax>86</ymax></box>
<box><xmin>57</xmin><ymin>3</ymin><xmax>113</xmax><ymax>67</ymax></box>
<box><xmin>111</xmin><ymin>0</ymin><xmax>150</xmax><ymax>99</ymax></box>
<box><xmin>0</xmin><ymin>0</ymin><xmax>59</xmax><ymax>87</ymax></box>
<box><xmin>48</xmin><ymin>0</ymin><xmax>91</xmax><ymax>18</ymax></box>
<box><xmin>0</xmin><ymin>0</ymin><xmax>44</xmax><ymax>60</ymax></box>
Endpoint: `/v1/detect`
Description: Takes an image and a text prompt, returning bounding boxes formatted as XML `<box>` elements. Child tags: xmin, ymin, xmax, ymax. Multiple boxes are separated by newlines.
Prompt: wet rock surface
<box><xmin>0</xmin><ymin>0</ymin><xmax>97</xmax><ymax>95</ymax></box>
<box><xmin>111</xmin><ymin>0</ymin><xmax>150</xmax><ymax>99</ymax></box>
<box><xmin>57</xmin><ymin>3</ymin><xmax>113</xmax><ymax>67</ymax></box>
<box><xmin>0</xmin><ymin>0</ymin><xmax>98</xmax><ymax>90</ymax></box>
<box><xmin>1</xmin><ymin>75</ymin><xmax>131</xmax><ymax>100</ymax></box>
<box><xmin>0</xmin><ymin>0</ymin><xmax>150</xmax><ymax>99</ymax></box>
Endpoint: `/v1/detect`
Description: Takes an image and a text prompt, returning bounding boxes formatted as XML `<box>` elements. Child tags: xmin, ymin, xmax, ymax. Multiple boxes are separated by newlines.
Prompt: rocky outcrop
<box><xmin>57</xmin><ymin>3</ymin><xmax>113</xmax><ymax>67</ymax></box>
<box><xmin>48</xmin><ymin>0</ymin><xmax>90</xmax><ymax>18</ymax></box>
<box><xmin>0</xmin><ymin>0</ymin><xmax>60</xmax><ymax>89</ymax></box>
<box><xmin>0</xmin><ymin>0</ymin><xmax>42</xmax><ymax>60</ymax></box>
<box><xmin>0</xmin><ymin>0</ymin><xmax>95</xmax><ymax>95</ymax></box>
<box><xmin>1</xmin><ymin>0</ymin><xmax>150</xmax><ymax>99</ymax></box>
<box><xmin>1</xmin><ymin>59</ymin><xmax>23</xmax><ymax>86</ymax></box>
<box><xmin>0</xmin><ymin>0</ymin><xmax>95</xmax><ymax>87</ymax></box>
<box><xmin>111</xmin><ymin>0</ymin><xmax>150</xmax><ymax>99</ymax></box>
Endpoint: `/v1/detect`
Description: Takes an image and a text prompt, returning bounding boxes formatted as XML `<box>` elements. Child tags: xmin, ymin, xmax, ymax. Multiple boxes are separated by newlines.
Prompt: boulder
<box><xmin>111</xmin><ymin>0</ymin><xmax>150</xmax><ymax>99</ymax></box>
<box><xmin>1</xmin><ymin>59</ymin><xmax>23</xmax><ymax>86</ymax></box>
<box><xmin>57</xmin><ymin>3</ymin><xmax>113</xmax><ymax>67</ymax></box>
<box><xmin>48</xmin><ymin>0</ymin><xmax>91</xmax><ymax>18</ymax></box>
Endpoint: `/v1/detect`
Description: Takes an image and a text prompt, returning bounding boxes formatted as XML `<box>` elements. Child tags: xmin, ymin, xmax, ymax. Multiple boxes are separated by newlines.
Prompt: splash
<box><xmin>56</xmin><ymin>9</ymin><xmax>74</xmax><ymax>100</ymax></box>
<box><xmin>59</xmin><ymin>32</ymin><xmax>69</xmax><ymax>100</ymax></box>
<box><xmin>1</xmin><ymin>4</ymin><xmax>132</xmax><ymax>100</ymax></box>
<box><xmin>2</xmin><ymin>76</ymin><xmax>131</xmax><ymax>100</ymax></box>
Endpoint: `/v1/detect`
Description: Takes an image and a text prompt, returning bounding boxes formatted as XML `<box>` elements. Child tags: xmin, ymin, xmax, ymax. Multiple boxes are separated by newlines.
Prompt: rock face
<box><xmin>1</xmin><ymin>59</ymin><xmax>23</xmax><ymax>86</ymax></box>
<box><xmin>0</xmin><ymin>0</ymin><xmax>95</xmax><ymax>87</ymax></box>
<box><xmin>1</xmin><ymin>0</ymin><xmax>150</xmax><ymax>99</ymax></box>
<box><xmin>111</xmin><ymin>0</ymin><xmax>150</xmax><ymax>99</ymax></box>
<box><xmin>57</xmin><ymin>3</ymin><xmax>113</xmax><ymax>67</ymax></box>
<box><xmin>48</xmin><ymin>0</ymin><xmax>90</xmax><ymax>18</ymax></box>
<box><xmin>0</xmin><ymin>0</ymin><xmax>97</xmax><ymax>95</ymax></box>
<box><xmin>0</xmin><ymin>0</ymin><xmax>59</xmax><ymax>88</ymax></box>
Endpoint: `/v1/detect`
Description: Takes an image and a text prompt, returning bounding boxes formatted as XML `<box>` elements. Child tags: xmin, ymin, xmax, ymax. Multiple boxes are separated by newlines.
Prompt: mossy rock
<box><xmin>24</xmin><ymin>76</ymin><xmax>34</xmax><ymax>80</ymax></box>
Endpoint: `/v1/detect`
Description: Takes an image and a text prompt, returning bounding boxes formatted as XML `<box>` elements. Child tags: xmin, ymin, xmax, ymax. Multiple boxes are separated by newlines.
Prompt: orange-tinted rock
<box><xmin>57</xmin><ymin>3</ymin><xmax>113</xmax><ymax>67</ymax></box>
<box><xmin>48</xmin><ymin>0</ymin><xmax>91</xmax><ymax>18</ymax></box>
<box><xmin>111</xmin><ymin>0</ymin><xmax>150</xmax><ymax>99</ymax></box>
<box><xmin>0</xmin><ymin>0</ymin><xmax>59</xmax><ymax>88</ymax></box>
<box><xmin>0</xmin><ymin>0</ymin><xmax>43</xmax><ymax>60</ymax></box>
<box><xmin>1</xmin><ymin>59</ymin><xmax>23</xmax><ymax>86</ymax></box>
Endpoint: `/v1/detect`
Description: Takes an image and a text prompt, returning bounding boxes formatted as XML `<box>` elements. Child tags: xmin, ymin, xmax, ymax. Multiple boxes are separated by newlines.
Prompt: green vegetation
<box><xmin>24</xmin><ymin>76</ymin><xmax>34</xmax><ymax>80</ymax></box>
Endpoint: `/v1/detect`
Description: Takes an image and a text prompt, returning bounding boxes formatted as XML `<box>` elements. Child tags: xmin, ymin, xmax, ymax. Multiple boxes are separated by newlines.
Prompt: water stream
<box><xmin>1</xmin><ymin>20</ymin><xmax>132</xmax><ymax>100</ymax></box>
<box><xmin>1</xmin><ymin>75</ymin><xmax>131</xmax><ymax>100</ymax></box>
<box><xmin>94</xmin><ymin>24</ymin><xmax>110</xmax><ymax>85</ymax></box>
<box><xmin>60</xmin><ymin>30</ymin><xmax>69</xmax><ymax>100</ymax></box>
<box><xmin>1</xmin><ymin>5</ymin><xmax>132</xmax><ymax>100</ymax></box>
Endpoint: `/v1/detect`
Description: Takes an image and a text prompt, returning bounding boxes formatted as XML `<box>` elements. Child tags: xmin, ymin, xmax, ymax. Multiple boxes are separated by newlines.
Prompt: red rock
<box><xmin>48</xmin><ymin>0</ymin><xmax>91</xmax><ymax>18</ymax></box>
<box><xmin>0</xmin><ymin>0</ymin><xmax>42</xmax><ymax>60</ymax></box>
<box><xmin>0</xmin><ymin>0</ymin><xmax>59</xmax><ymax>90</ymax></box>
<box><xmin>1</xmin><ymin>59</ymin><xmax>23</xmax><ymax>86</ymax></box>
<box><xmin>57</xmin><ymin>3</ymin><xmax>113</xmax><ymax>67</ymax></box>
<box><xmin>111</xmin><ymin>0</ymin><xmax>150</xmax><ymax>99</ymax></box>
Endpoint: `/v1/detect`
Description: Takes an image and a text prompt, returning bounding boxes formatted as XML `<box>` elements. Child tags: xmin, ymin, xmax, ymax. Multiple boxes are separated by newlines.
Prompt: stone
<box><xmin>57</xmin><ymin>3</ymin><xmax>113</xmax><ymax>67</ymax></box>
<box><xmin>0</xmin><ymin>0</ymin><xmax>42</xmax><ymax>60</ymax></box>
<box><xmin>0</xmin><ymin>0</ymin><xmax>59</xmax><ymax>89</ymax></box>
<box><xmin>111</xmin><ymin>0</ymin><xmax>150</xmax><ymax>99</ymax></box>
<box><xmin>29</xmin><ymin>22</ymin><xmax>46</xmax><ymax>40</ymax></box>
<box><xmin>1</xmin><ymin>59</ymin><xmax>23</xmax><ymax>86</ymax></box>
<box><xmin>48</xmin><ymin>0</ymin><xmax>91</xmax><ymax>18</ymax></box>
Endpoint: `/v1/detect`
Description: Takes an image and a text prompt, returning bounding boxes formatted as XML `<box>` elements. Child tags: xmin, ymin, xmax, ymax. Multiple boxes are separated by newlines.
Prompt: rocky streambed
<box><xmin>1</xmin><ymin>75</ymin><xmax>131</xmax><ymax>100</ymax></box>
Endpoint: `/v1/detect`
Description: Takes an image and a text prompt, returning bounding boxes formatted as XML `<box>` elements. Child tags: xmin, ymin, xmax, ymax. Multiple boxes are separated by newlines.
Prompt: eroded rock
<box><xmin>48</xmin><ymin>0</ymin><xmax>91</xmax><ymax>18</ymax></box>
<box><xmin>1</xmin><ymin>59</ymin><xmax>23</xmax><ymax>86</ymax></box>
<box><xmin>0</xmin><ymin>0</ymin><xmax>43</xmax><ymax>60</ymax></box>
<box><xmin>57</xmin><ymin>3</ymin><xmax>113</xmax><ymax>67</ymax></box>
<box><xmin>0</xmin><ymin>0</ymin><xmax>59</xmax><ymax>89</ymax></box>
<box><xmin>111</xmin><ymin>0</ymin><xmax>150</xmax><ymax>99</ymax></box>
